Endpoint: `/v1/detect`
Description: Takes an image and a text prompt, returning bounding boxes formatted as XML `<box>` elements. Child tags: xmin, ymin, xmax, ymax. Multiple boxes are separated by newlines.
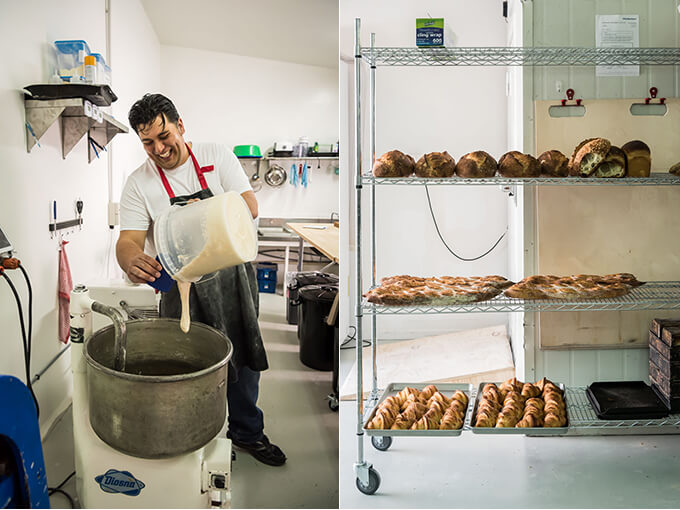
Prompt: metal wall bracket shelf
<box><xmin>362</xmin><ymin>281</ymin><xmax>680</xmax><ymax>315</ymax></box>
<box><xmin>362</xmin><ymin>173</ymin><xmax>680</xmax><ymax>186</ymax></box>
<box><xmin>25</xmin><ymin>98</ymin><xmax>128</xmax><ymax>163</ymax></box>
<box><xmin>360</xmin><ymin>46</ymin><xmax>680</xmax><ymax>67</ymax></box>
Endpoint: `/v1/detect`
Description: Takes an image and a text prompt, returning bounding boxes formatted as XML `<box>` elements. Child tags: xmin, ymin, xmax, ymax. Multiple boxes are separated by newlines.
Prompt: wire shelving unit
<box><xmin>350</xmin><ymin>18</ymin><xmax>680</xmax><ymax>495</ymax></box>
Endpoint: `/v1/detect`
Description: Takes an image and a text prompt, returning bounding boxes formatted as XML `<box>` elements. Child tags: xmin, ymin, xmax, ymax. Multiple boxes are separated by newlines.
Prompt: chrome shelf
<box><xmin>362</xmin><ymin>281</ymin><xmax>680</xmax><ymax>315</ymax></box>
<box><xmin>362</xmin><ymin>173</ymin><xmax>680</xmax><ymax>186</ymax></box>
<box><xmin>565</xmin><ymin>387</ymin><xmax>680</xmax><ymax>435</ymax></box>
<box><xmin>360</xmin><ymin>47</ymin><xmax>680</xmax><ymax>67</ymax></box>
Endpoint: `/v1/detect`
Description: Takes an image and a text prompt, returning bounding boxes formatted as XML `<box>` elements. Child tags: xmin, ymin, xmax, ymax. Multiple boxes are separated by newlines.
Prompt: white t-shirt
<box><xmin>120</xmin><ymin>142</ymin><xmax>252</xmax><ymax>255</ymax></box>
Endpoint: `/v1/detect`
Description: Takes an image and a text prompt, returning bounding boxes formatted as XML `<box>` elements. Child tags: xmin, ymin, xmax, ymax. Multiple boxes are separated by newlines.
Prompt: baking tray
<box><xmin>586</xmin><ymin>381</ymin><xmax>669</xmax><ymax>420</ymax></box>
<box><xmin>363</xmin><ymin>382</ymin><xmax>474</xmax><ymax>437</ymax></box>
<box><xmin>24</xmin><ymin>84</ymin><xmax>117</xmax><ymax>106</ymax></box>
<box><xmin>470</xmin><ymin>382</ymin><xmax>569</xmax><ymax>435</ymax></box>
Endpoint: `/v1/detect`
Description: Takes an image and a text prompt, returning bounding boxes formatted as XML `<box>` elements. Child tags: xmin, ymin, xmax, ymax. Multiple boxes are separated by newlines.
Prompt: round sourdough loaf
<box><xmin>538</xmin><ymin>150</ymin><xmax>568</xmax><ymax>177</ymax></box>
<box><xmin>498</xmin><ymin>151</ymin><xmax>540</xmax><ymax>178</ymax></box>
<box><xmin>372</xmin><ymin>150</ymin><xmax>416</xmax><ymax>177</ymax></box>
<box><xmin>568</xmin><ymin>138</ymin><xmax>597</xmax><ymax>176</ymax></box>
<box><xmin>455</xmin><ymin>151</ymin><xmax>497</xmax><ymax>178</ymax></box>
<box><xmin>415</xmin><ymin>151</ymin><xmax>456</xmax><ymax>178</ymax></box>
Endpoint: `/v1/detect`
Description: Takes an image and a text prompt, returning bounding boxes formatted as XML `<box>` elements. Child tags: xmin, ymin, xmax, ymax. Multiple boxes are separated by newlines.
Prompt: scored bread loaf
<box><xmin>537</xmin><ymin>150</ymin><xmax>568</xmax><ymax>177</ymax></box>
<box><xmin>621</xmin><ymin>140</ymin><xmax>651</xmax><ymax>177</ymax></box>
<box><xmin>372</xmin><ymin>150</ymin><xmax>416</xmax><ymax>177</ymax></box>
<box><xmin>415</xmin><ymin>151</ymin><xmax>456</xmax><ymax>178</ymax></box>
<box><xmin>455</xmin><ymin>151</ymin><xmax>498</xmax><ymax>178</ymax></box>
<box><xmin>572</xmin><ymin>138</ymin><xmax>611</xmax><ymax>177</ymax></box>
<box><xmin>498</xmin><ymin>151</ymin><xmax>540</xmax><ymax>178</ymax></box>
<box><xmin>594</xmin><ymin>146</ymin><xmax>626</xmax><ymax>178</ymax></box>
<box><xmin>670</xmin><ymin>162</ymin><xmax>680</xmax><ymax>176</ymax></box>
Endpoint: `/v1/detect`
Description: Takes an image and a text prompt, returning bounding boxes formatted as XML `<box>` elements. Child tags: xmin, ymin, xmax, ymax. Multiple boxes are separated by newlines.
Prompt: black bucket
<box><xmin>298</xmin><ymin>285</ymin><xmax>337</xmax><ymax>371</ymax></box>
<box><xmin>286</xmin><ymin>272</ymin><xmax>339</xmax><ymax>326</ymax></box>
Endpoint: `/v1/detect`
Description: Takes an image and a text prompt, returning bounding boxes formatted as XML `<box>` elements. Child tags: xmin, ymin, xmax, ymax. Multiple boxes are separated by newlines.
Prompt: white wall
<box><xmin>0</xmin><ymin>0</ymin><xmax>160</xmax><ymax>431</ymax></box>
<box><xmin>518</xmin><ymin>0</ymin><xmax>680</xmax><ymax>385</ymax></box>
<box><xmin>339</xmin><ymin>0</ymin><xmax>510</xmax><ymax>341</ymax></box>
<box><xmin>159</xmin><ymin>45</ymin><xmax>339</xmax><ymax>220</ymax></box>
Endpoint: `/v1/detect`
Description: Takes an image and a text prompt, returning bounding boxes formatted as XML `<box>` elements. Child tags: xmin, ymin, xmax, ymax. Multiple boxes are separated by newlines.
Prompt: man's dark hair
<box><xmin>128</xmin><ymin>93</ymin><xmax>180</xmax><ymax>134</ymax></box>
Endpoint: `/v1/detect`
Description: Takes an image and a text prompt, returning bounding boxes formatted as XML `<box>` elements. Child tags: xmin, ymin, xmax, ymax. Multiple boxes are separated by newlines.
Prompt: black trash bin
<box><xmin>286</xmin><ymin>272</ymin><xmax>339</xmax><ymax>326</ymax></box>
<box><xmin>297</xmin><ymin>285</ymin><xmax>337</xmax><ymax>371</ymax></box>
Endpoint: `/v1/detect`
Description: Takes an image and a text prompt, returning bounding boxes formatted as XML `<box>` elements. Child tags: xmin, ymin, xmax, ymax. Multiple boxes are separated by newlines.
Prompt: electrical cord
<box><xmin>424</xmin><ymin>184</ymin><xmax>507</xmax><ymax>261</ymax></box>
<box><xmin>0</xmin><ymin>269</ymin><xmax>39</xmax><ymax>417</ymax></box>
<box><xmin>17</xmin><ymin>264</ymin><xmax>33</xmax><ymax>385</ymax></box>
<box><xmin>340</xmin><ymin>326</ymin><xmax>370</xmax><ymax>350</ymax></box>
<box><xmin>48</xmin><ymin>471</ymin><xmax>76</xmax><ymax>508</ymax></box>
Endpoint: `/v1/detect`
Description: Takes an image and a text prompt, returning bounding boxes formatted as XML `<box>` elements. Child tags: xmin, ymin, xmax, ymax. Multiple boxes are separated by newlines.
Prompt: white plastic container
<box><xmin>54</xmin><ymin>40</ymin><xmax>91</xmax><ymax>83</ymax></box>
<box><xmin>153</xmin><ymin>191</ymin><xmax>257</xmax><ymax>282</ymax></box>
<box><xmin>90</xmin><ymin>53</ymin><xmax>112</xmax><ymax>85</ymax></box>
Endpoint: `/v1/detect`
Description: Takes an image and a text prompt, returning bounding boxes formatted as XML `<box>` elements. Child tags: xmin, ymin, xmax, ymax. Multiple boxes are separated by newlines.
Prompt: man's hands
<box><xmin>126</xmin><ymin>251</ymin><xmax>163</xmax><ymax>283</ymax></box>
<box><xmin>116</xmin><ymin>230</ymin><xmax>162</xmax><ymax>283</ymax></box>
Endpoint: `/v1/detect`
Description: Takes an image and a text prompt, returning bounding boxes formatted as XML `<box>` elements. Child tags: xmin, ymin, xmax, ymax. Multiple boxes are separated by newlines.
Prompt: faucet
<box><xmin>92</xmin><ymin>301</ymin><xmax>127</xmax><ymax>371</ymax></box>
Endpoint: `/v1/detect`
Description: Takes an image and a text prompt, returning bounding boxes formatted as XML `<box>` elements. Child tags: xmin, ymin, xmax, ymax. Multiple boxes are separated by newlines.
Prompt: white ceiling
<box><xmin>139</xmin><ymin>0</ymin><xmax>338</xmax><ymax>69</ymax></box>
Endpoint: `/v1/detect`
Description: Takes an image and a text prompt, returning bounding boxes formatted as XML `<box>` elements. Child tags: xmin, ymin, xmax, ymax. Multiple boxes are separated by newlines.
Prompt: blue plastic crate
<box><xmin>257</xmin><ymin>262</ymin><xmax>278</xmax><ymax>282</ymax></box>
<box><xmin>258</xmin><ymin>280</ymin><xmax>276</xmax><ymax>293</ymax></box>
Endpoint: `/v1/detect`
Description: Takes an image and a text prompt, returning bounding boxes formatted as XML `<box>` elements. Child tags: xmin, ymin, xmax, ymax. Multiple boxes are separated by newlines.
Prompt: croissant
<box><xmin>428</xmin><ymin>399</ymin><xmax>448</xmax><ymax>416</ymax></box>
<box><xmin>544</xmin><ymin>412</ymin><xmax>566</xmax><ymax>427</ymax></box>
<box><xmin>428</xmin><ymin>391</ymin><xmax>451</xmax><ymax>407</ymax></box>
<box><xmin>496</xmin><ymin>412</ymin><xmax>519</xmax><ymax>427</ymax></box>
<box><xmin>395</xmin><ymin>386</ymin><xmax>419</xmax><ymax>406</ymax></box>
<box><xmin>451</xmin><ymin>390</ymin><xmax>469</xmax><ymax>406</ymax></box>
<box><xmin>500</xmin><ymin>377</ymin><xmax>523</xmax><ymax>395</ymax></box>
<box><xmin>401</xmin><ymin>393</ymin><xmax>428</xmax><ymax>412</ymax></box>
<box><xmin>444</xmin><ymin>406</ymin><xmax>465</xmax><ymax>422</ymax></box>
<box><xmin>483</xmin><ymin>385</ymin><xmax>503</xmax><ymax>404</ymax></box>
<box><xmin>475</xmin><ymin>410</ymin><xmax>497</xmax><ymax>427</ymax></box>
<box><xmin>440</xmin><ymin>410</ymin><xmax>463</xmax><ymax>430</ymax></box>
<box><xmin>420</xmin><ymin>384</ymin><xmax>438</xmax><ymax>401</ymax></box>
<box><xmin>516</xmin><ymin>414</ymin><xmax>542</xmax><ymax>428</ymax></box>
<box><xmin>412</xmin><ymin>409</ymin><xmax>441</xmax><ymax>430</ymax></box>
<box><xmin>391</xmin><ymin>414</ymin><xmax>415</xmax><ymax>430</ymax></box>
<box><xmin>449</xmin><ymin>399</ymin><xmax>467</xmax><ymax>414</ymax></box>
<box><xmin>381</xmin><ymin>396</ymin><xmax>401</xmax><ymax>412</ymax></box>
<box><xmin>543</xmin><ymin>382</ymin><xmax>561</xmax><ymax>396</ymax></box>
<box><xmin>504</xmin><ymin>390</ymin><xmax>525</xmax><ymax>403</ymax></box>
<box><xmin>524</xmin><ymin>397</ymin><xmax>545</xmax><ymax>409</ymax></box>
<box><xmin>521</xmin><ymin>383</ymin><xmax>541</xmax><ymax>398</ymax></box>
<box><xmin>535</xmin><ymin>377</ymin><xmax>550</xmax><ymax>392</ymax></box>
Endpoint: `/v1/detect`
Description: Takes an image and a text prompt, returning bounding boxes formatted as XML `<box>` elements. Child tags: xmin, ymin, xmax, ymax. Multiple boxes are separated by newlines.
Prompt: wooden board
<box><xmin>340</xmin><ymin>325</ymin><xmax>515</xmax><ymax>400</ymax></box>
<box><xmin>285</xmin><ymin>222</ymin><xmax>339</xmax><ymax>263</ymax></box>
<box><xmin>534</xmin><ymin>98</ymin><xmax>680</xmax><ymax>349</ymax></box>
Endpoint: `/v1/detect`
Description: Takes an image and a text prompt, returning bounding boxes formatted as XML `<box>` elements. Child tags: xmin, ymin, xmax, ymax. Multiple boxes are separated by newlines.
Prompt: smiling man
<box><xmin>116</xmin><ymin>93</ymin><xmax>286</xmax><ymax>466</ymax></box>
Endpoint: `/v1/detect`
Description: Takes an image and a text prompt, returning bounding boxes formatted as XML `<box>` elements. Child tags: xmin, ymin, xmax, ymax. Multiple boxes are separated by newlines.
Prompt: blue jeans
<box><xmin>228</xmin><ymin>365</ymin><xmax>264</xmax><ymax>443</ymax></box>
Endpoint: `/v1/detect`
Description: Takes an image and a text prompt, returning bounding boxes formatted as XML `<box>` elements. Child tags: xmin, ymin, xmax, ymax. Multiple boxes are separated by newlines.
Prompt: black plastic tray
<box><xmin>24</xmin><ymin>84</ymin><xmax>117</xmax><ymax>106</ymax></box>
<box><xmin>586</xmin><ymin>381</ymin><xmax>669</xmax><ymax>420</ymax></box>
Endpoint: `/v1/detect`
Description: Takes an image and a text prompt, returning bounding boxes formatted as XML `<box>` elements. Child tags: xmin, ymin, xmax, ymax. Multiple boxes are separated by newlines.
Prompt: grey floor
<box><xmin>42</xmin><ymin>293</ymin><xmax>339</xmax><ymax>509</ymax></box>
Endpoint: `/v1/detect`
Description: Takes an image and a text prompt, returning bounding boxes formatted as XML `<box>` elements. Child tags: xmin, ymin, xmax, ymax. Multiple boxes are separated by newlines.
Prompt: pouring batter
<box><xmin>115</xmin><ymin>93</ymin><xmax>286</xmax><ymax>466</ymax></box>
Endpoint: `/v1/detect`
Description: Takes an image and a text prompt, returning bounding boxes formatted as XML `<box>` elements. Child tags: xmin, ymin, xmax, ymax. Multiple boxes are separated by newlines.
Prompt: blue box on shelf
<box><xmin>258</xmin><ymin>280</ymin><xmax>276</xmax><ymax>294</ymax></box>
<box><xmin>257</xmin><ymin>262</ymin><xmax>278</xmax><ymax>282</ymax></box>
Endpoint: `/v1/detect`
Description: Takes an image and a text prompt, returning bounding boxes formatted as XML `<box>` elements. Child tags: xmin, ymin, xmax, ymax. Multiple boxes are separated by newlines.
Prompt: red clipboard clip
<box><xmin>645</xmin><ymin>87</ymin><xmax>666</xmax><ymax>105</ymax></box>
<box><xmin>560</xmin><ymin>88</ymin><xmax>582</xmax><ymax>107</ymax></box>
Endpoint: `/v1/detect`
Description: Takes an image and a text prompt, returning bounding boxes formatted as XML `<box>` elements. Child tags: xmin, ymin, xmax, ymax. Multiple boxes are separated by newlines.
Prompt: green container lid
<box><xmin>233</xmin><ymin>145</ymin><xmax>262</xmax><ymax>158</ymax></box>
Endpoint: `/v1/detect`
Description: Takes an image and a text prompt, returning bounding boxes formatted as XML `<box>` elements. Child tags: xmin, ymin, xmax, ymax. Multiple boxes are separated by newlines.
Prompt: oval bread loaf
<box><xmin>594</xmin><ymin>146</ymin><xmax>626</xmax><ymax>178</ymax></box>
<box><xmin>415</xmin><ymin>151</ymin><xmax>456</xmax><ymax>178</ymax></box>
<box><xmin>498</xmin><ymin>151</ymin><xmax>540</xmax><ymax>178</ymax></box>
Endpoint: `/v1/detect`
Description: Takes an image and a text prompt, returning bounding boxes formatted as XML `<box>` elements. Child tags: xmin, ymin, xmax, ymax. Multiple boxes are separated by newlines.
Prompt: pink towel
<box><xmin>58</xmin><ymin>240</ymin><xmax>73</xmax><ymax>344</ymax></box>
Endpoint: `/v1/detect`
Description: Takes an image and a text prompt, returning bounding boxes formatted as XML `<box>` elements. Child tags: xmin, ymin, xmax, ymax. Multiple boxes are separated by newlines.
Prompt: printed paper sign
<box><xmin>596</xmin><ymin>15</ymin><xmax>640</xmax><ymax>77</ymax></box>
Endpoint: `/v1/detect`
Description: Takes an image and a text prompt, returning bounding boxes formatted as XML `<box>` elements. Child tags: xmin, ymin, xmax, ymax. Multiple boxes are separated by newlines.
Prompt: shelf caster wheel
<box><xmin>355</xmin><ymin>467</ymin><xmax>380</xmax><ymax>495</ymax></box>
<box><xmin>371</xmin><ymin>435</ymin><xmax>392</xmax><ymax>451</ymax></box>
<box><xmin>328</xmin><ymin>394</ymin><xmax>339</xmax><ymax>412</ymax></box>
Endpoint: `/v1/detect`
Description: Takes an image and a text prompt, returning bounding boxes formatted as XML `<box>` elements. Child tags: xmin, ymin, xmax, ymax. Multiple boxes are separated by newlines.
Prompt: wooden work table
<box><xmin>285</xmin><ymin>222</ymin><xmax>339</xmax><ymax>266</ymax></box>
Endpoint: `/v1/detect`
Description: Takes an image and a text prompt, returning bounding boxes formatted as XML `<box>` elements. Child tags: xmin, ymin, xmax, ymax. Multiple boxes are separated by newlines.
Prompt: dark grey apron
<box><xmin>156</xmin><ymin>144</ymin><xmax>268</xmax><ymax>379</ymax></box>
